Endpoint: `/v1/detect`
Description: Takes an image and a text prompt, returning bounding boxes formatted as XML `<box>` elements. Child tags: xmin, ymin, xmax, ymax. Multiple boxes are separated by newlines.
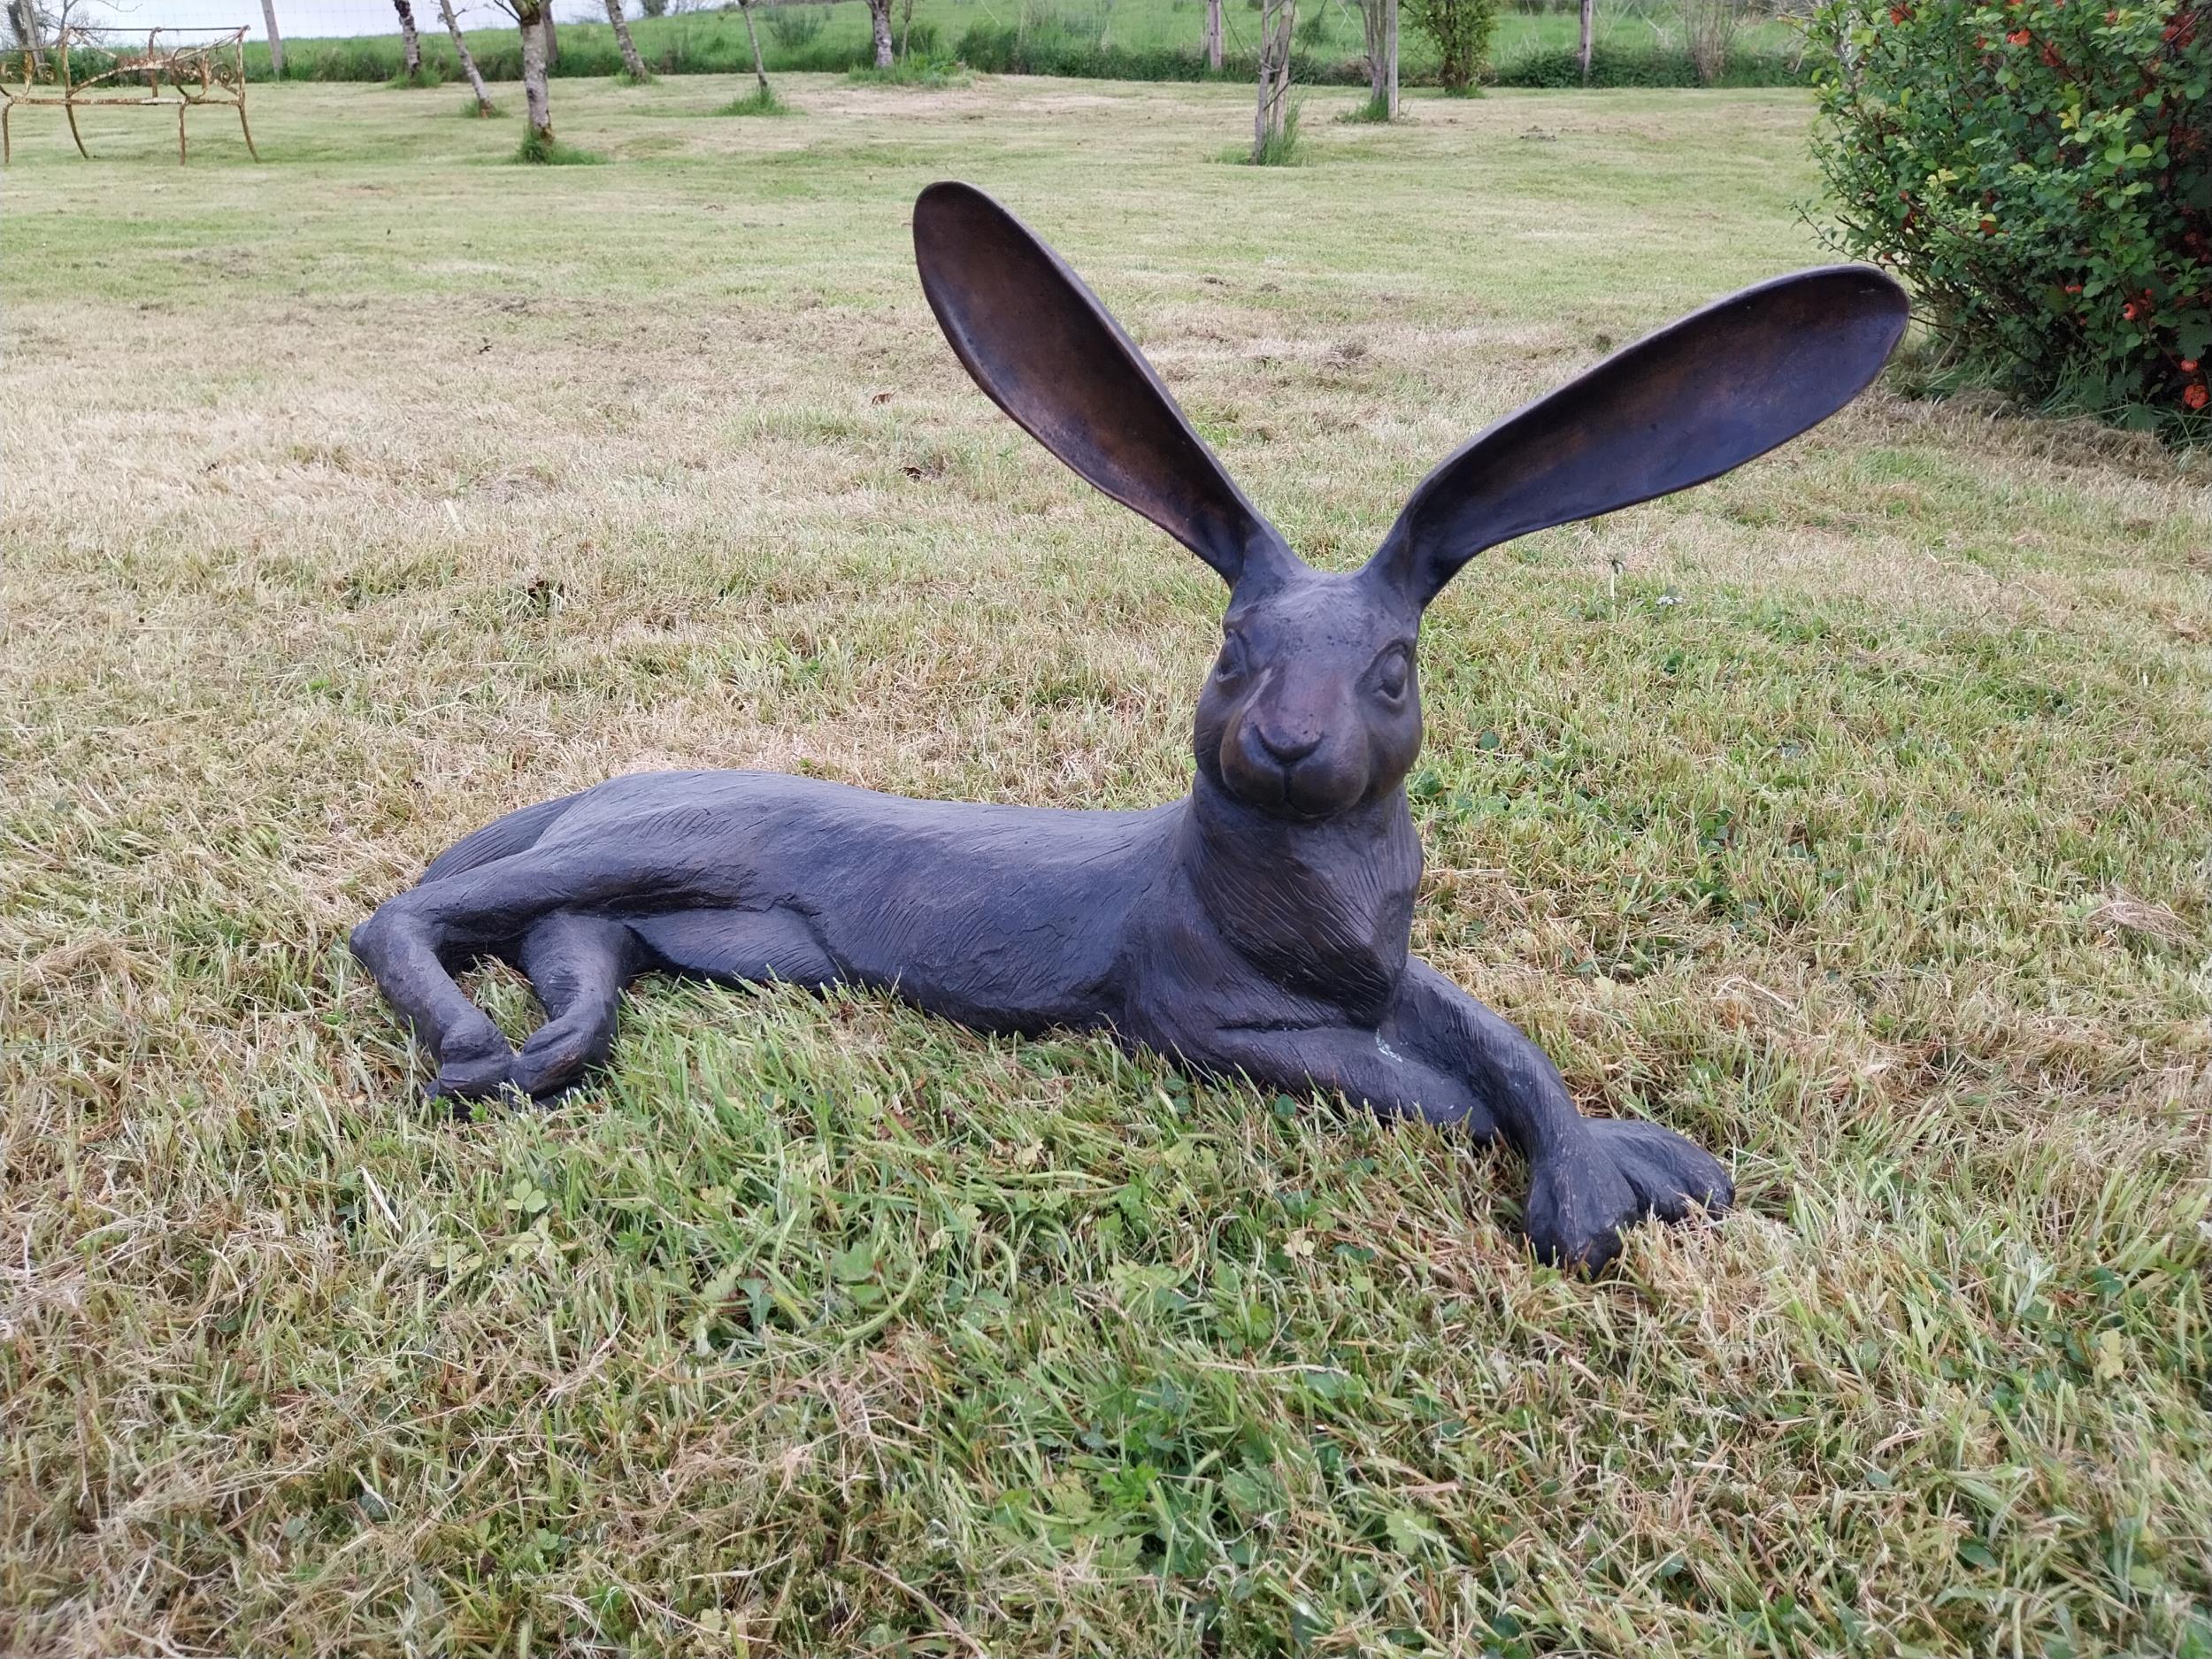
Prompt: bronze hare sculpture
<box><xmin>354</xmin><ymin>181</ymin><xmax>1908</xmax><ymax>1269</ymax></box>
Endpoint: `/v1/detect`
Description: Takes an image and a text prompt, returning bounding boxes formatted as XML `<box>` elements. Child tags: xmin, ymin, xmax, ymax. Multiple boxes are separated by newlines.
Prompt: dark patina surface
<box><xmin>353</xmin><ymin>181</ymin><xmax>1908</xmax><ymax>1269</ymax></box>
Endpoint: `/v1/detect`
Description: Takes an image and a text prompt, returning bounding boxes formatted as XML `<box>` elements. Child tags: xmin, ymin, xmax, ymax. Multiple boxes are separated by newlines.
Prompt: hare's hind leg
<box><xmin>353</xmin><ymin>841</ymin><xmax>677</xmax><ymax>1102</ymax></box>
<box><xmin>511</xmin><ymin>911</ymin><xmax>644</xmax><ymax>1099</ymax></box>
<box><xmin>502</xmin><ymin>905</ymin><xmax>833</xmax><ymax>1097</ymax></box>
<box><xmin>630</xmin><ymin>905</ymin><xmax>839</xmax><ymax>990</ymax></box>
<box><xmin>350</xmin><ymin>901</ymin><xmax>519</xmax><ymax>1102</ymax></box>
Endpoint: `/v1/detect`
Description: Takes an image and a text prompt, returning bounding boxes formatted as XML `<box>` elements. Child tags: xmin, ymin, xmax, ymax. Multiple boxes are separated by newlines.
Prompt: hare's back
<box><xmin>547</xmin><ymin>769</ymin><xmax>1179</xmax><ymax>1032</ymax></box>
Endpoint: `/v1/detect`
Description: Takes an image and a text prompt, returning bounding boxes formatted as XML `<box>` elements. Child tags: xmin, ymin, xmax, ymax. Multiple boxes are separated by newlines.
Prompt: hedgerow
<box><xmin>1809</xmin><ymin>0</ymin><xmax>2212</xmax><ymax>432</ymax></box>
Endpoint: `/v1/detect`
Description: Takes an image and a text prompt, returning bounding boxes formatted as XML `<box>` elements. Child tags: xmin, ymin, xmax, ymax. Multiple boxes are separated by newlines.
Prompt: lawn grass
<box><xmin>4</xmin><ymin>74</ymin><xmax>2209</xmax><ymax>1658</ymax></box>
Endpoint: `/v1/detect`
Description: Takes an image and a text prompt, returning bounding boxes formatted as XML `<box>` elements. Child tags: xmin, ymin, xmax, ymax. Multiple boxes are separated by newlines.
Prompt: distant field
<box><xmin>4</xmin><ymin>74</ymin><xmax>2208</xmax><ymax>1659</ymax></box>
<box><xmin>247</xmin><ymin>0</ymin><xmax>1810</xmax><ymax>83</ymax></box>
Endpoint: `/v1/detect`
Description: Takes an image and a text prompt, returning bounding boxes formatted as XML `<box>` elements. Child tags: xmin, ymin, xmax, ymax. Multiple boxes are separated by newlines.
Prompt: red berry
<box><xmin>2123</xmin><ymin>303</ymin><xmax>2139</xmax><ymax>319</ymax></box>
<box><xmin>2186</xmin><ymin>384</ymin><xmax>2209</xmax><ymax>411</ymax></box>
<box><xmin>2007</xmin><ymin>27</ymin><xmax>2032</xmax><ymax>42</ymax></box>
<box><xmin>2183</xmin><ymin>359</ymin><xmax>2200</xmax><ymax>372</ymax></box>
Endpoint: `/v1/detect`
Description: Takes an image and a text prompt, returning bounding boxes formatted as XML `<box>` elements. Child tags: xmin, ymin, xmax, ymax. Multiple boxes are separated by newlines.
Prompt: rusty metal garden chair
<box><xmin>2</xmin><ymin>25</ymin><xmax>259</xmax><ymax>165</ymax></box>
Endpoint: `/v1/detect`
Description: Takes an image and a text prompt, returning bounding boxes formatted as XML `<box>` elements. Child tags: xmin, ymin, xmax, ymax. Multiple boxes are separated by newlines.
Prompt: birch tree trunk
<box><xmin>1578</xmin><ymin>0</ymin><xmax>1593</xmax><ymax>81</ymax></box>
<box><xmin>259</xmin><ymin>0</ymin><xmax>284</xmax><ymax>74</ymax></box>
<box><xmin>603</xmin><ymin>0</ymin><xmax>646</xmax><ymax>77</ymax></box>
<box><xmin>1252</xmin><ymin>0</ymin><xmax>1294</xmax><ymax>158</ymax></box>
<box><xmin>865</xmin><ymin>0</ymin><xmax>893</xmax><ymax>66</ymax></box>
<box><xmin>739</xmin><ymin>0</ymin><xmax>767</xmax><ymax>92</ymax></box>
<box><xmin>1360</xmin><ymin>0</ymin><xmax>1396</xmax><ymax>113</ymax></box>
<box><xmin>1202</xmin><ymin>0</ymin><xmax>1222</xmax><ymax>70</ymax></box>
<box><xmin>393</xmin><ymin>0</ymin><xmax>424</xmax><ymax>76</ymax></box>
<box><xmin>1382</xmin><ymin>0</ymin><xmax>1397</xmax><ymax>115</ymax></box>
<box><xmin>518</xmin><ymin>0</ymin><xmax>553</xmax><ymax>142</ymax></box>
<box><xmin>440</xmin><ymin>0</ymin><xmax>493</xmax><ymax>111</ymax></box>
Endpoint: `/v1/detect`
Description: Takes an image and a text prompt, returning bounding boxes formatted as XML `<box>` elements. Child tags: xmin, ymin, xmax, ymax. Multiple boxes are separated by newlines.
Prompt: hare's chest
<box><xmin>1227</xmin><ymin>878</ymin><xmax>1414</xmax><ymax>1023</ymax></box>
<box><xmin>1132</xmin><ymin>856</ymin><xmax>1417</xmax><ymax>1034</ymax></box>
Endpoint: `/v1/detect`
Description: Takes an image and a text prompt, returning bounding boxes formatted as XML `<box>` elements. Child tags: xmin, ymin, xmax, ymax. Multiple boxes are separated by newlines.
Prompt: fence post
<box><xmin>261</xmin><ymin>0</ymin><xmax>285</xmax><ymax>74</ymax></box>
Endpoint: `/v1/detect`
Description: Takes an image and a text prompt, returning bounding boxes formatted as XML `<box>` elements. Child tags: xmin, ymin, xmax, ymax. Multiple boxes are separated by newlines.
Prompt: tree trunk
<box><xmin>18</xmin><ymin>0</ymin><xmax>48</xmax><ymax>75</ymax></box>
<box><xmin>259</xmin><ymin>0</ymin><xmax>285</xmax><ymax>75</ymax></box>
<box><xmin>896</xmin><ymin>0</ymin><xmax>915</xmax><ymax>59</ymax></box>
<box><xmin>1360</xmin><ymin>0</ymin><xmax>1396</xmax><ymax>113</ymax></box>
<box><xmin>518</xmin><ymin>0</ymin><xmax>552</xmax><ymax>142</ymax></box>
<box><xmin>1383</xmin><ymin>0</ymin><xmax>1397</xmax><ymax>115</ymax></box>
<box><xmin>440</xmin><ymin>0</ymin><xmax>493</xmax><ymax>111</ymax></box>
<box><xmin>393</xmin><ymin>0</ymin><xmax>424</xmax><ymax>77</ymax></box>
<box><xmin>391</xmin><ymin>0</ymin><xmax>421</xmax><ymax>79</ymax></box>
<box><xmin>1252</xmin><ymin>0</ymin><xmax>1294</xmax><ymax>158</ymax></box>
<box><xmin>739</xmin><ymin>0</ymin><xmax>767</xmax><ymax>92</ymax></box>
<box><xmin>1578</xmin><ymin>0</ymin><xmax>1593</xmax><ymax>82</ymax></box>
<box><xmin>1202</xmin><ymin>0</ymin><xmax>1222</xmax><ymax>70</ymax></box>
<box><xmin>603</xmin><ymin>0</ymin><xmax>646</xmax><ymax>77</ymax></box>
<box><xmin>542</xmin><ymin>4</ymin><xmax>559</xmax><ymax>68</ymax></box>
<box><xmin>866</xmin><ymin>0</ymin><xmax>893</xmax><ymax>67</ymax></box>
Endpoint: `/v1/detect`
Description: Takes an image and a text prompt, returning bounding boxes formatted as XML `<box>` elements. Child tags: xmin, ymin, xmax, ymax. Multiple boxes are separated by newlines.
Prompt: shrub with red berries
<box><xmin>1810</xmin><ymin>0</ymin><xmax>2211</xmax><ymax>431</ymax></box>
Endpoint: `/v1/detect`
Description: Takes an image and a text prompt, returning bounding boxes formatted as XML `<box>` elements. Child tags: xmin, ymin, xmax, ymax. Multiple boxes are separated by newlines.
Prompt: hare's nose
<box><xmin>1253</xmin><ymin>724</ymin><xmax>1322</xmax><ymax>766</ymax></box>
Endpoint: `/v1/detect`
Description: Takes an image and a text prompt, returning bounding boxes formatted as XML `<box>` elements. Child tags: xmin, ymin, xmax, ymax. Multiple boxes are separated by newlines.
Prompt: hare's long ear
<box><xmin>1365</xmin><ymin>266</ymin><xmax>1909</xmax><ymax>606</ymax></box>
<box><xmin>913</xmin><ymin>181</ymin><xmax>1294</xmax><ymax>588</ymax></box>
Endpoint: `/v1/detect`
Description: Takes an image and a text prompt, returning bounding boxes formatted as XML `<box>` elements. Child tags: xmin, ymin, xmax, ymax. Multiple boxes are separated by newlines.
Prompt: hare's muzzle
<box><xmin>1221</xmin><ymin>703</ymin><xmax>1374</xmax><ymax>822</ymax></box>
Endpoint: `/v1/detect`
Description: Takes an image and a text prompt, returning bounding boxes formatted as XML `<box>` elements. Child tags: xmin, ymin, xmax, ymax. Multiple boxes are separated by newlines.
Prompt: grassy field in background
<box><xmin>243</xmin><ymin>0</ymin><xmax>1807</xmax><ymax>83</ymax></box>
<box><xmin>4</xmin><ymin>74</ymin><xmax>2210</xmax><ymax>1658</ymax></box>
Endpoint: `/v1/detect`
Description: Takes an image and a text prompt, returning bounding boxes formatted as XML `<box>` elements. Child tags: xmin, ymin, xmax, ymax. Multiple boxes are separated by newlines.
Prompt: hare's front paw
<box><xmin>1523</xmin><ymin>1118</ymin><xmax>1732</xmax><ymax>1271</ymax></box>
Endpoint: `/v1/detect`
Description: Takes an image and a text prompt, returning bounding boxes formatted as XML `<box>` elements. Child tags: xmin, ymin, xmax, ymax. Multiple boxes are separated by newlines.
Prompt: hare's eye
<box><xmin>1373</xmin><ymin>648</ymin><xmax>1410</xmax><ymax>702</ymax></box>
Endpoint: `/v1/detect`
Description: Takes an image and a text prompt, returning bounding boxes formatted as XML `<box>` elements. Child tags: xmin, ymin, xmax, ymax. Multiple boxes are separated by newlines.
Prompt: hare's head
<box><xmin>913</xmin><ymin>182</ymin><xmax>1909</xmax><ymax>825</ymax></box>
<box><xmin>1192</xmin><ymin>566</ymin><xmax>1422</xmax><ymax>820</ymax></box>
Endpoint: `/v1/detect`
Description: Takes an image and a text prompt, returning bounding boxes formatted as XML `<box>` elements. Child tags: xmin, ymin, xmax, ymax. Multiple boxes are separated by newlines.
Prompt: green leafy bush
<box><xmin>1403</xmin><ymin>0</ymin><xmax>1500</xmax><ymax>88</ymax></box>
<box><xmin>1809</xmin><ymin>0</ymin><xmax>2212</xmax><ymax>429</ymax></box>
